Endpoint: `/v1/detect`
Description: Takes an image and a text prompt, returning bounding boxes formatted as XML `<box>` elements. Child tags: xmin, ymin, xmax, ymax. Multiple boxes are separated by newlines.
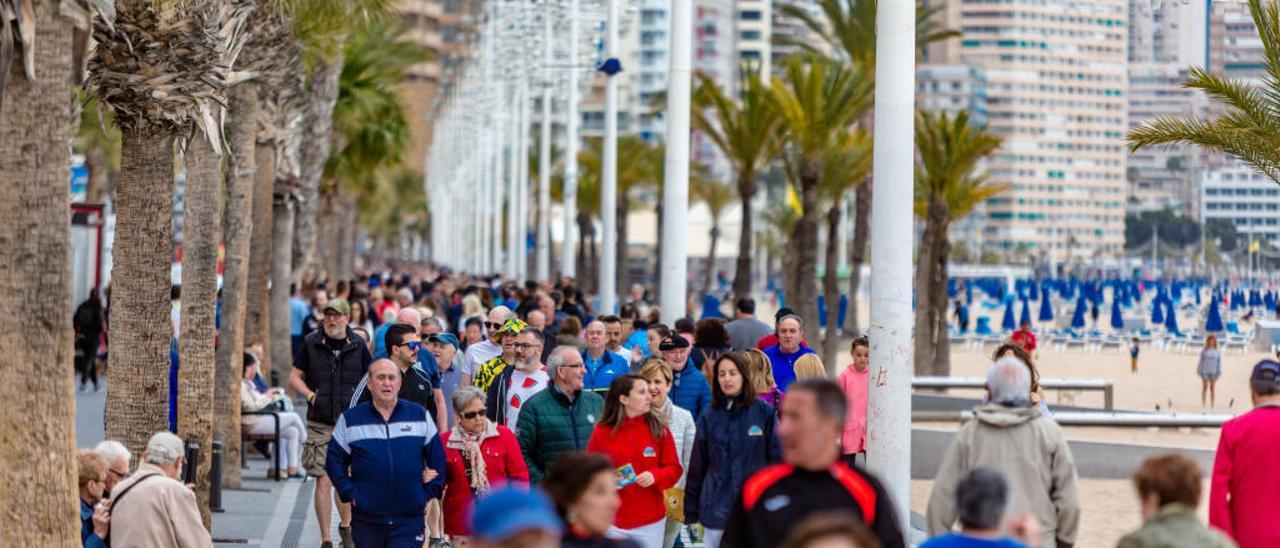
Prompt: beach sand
<box><xmin>909</xmin><ymin>478</ymin><xmax>1212</xmax><ymax>547</ymax></box>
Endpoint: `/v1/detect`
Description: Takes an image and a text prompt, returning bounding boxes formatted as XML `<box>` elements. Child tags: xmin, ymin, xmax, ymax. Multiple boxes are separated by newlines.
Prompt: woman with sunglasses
<box><xmin>587</xmin><ymin>374</ymin><xmax>682</xmax><ymax>547</ymax></box>
<box><xmin>441</xmin><ymin>387</ymin><xmax>530</xmax><ymax>541</ymax></box>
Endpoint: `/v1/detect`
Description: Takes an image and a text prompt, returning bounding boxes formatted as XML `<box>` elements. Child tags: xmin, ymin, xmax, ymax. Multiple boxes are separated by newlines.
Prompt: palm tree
<box><xmin>768</xmin><ymin>56</ymin><xmax>871</xmax><ymax>344</ymax></box>
<box><xmin>1129</xmin><ymin>0</ymin><xmax>1280</xmax><ymax>185</ymax></box>
<box><xmin>575</xmin><ymin>135</ymin><xmax>665</xmax><ymax>294</ymax></box>
<box><xmin>0</xmin><ymin>1</ymin><xmax>107</xmax><ymax>542</ymax></box>
<box><xmin>914</xmin><ymin>110</ymin><xmax>1006</xmax><ymax>376</ymax></box>
<box><xmin>91</xmin><ymin>0</ymin><xmax>246</xmax><ymax>523</ymax></box>
<box><xmin>691</xmin><ymin>176</ymin><xmax>738</xmax><ymax>293</ymax></box>
<box><xmin>812</xmin><ymin>130</ymin><xmax>872</xmax><ymax>372</ymax></box>
<box><xmin>692</xmin><ymin>71</ymin><xmax>785</xmax><ymax>299</ymax></box>
<box><xmin>779</xmin><ymin>0</ymin><xmax>958</xmax><ymax>336</ymax></box>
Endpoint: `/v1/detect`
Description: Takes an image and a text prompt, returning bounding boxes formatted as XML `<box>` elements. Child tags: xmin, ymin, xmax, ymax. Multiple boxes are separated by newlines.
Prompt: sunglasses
<box><xmin>486</xmin><ymin>322</ymin><xmax>504</xmax><ymax>330</ymax></box>
<box><xmin>460</xmin><ymin>408</ymin><xmax>488</xmax><ymax>420</ymax></box>
<box><xmin>398</xmin><ymin>341</ymin><xmax>422</xmax><ymax>351</ymax></box>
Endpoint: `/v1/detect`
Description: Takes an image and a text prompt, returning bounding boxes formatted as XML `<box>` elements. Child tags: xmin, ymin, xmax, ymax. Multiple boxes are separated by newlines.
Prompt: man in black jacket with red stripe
<box><xmin>723</xmin><ymin>378</ymin><xmax>905</xmax><ymax>548</ymax></box>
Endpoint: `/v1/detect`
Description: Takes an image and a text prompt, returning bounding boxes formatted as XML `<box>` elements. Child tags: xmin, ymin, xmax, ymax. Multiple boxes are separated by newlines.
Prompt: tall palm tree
<box><xmin>914</xmin><ymin>110</ymin><xmax>1006</xmax><ymax>376</ymax></box>
<box><xmin>692</xmin><ymin>70</ymin><xmax>785</xmax><ymax>299</ymax></box>
<box><xmin>691</xmin><ymin>176</ymin><xmax>737</xmax><ymax>293</ymax></box>
<box><xmin>780</xmin><ymin>0</ymin><xmax>958</xmax><ymax>336</ymax></box>
<box><xmin>768</xmin><ymin>56</ymin><xmax>871</xmax><ymax>344</ymax></box>
<box><xmin>91</xmin><ymin>2</ymin><xmax>244</xmax><ymax>524</ymax></box>
<box><xmin>814</xmin><ymin>130</ymin><xmax>871</xmax><ymax>372</ymax></box>
<box><xmin>576</xmin><ymin>135</ymin><xmax>665</xmax><ymax>294</ymax></box>
<box><xmin>1129</xmin><ymin>0</ymin><xmax>1280</xmax><ymax>184</ymax></box>
<box><xmin>0</xmin><ymin>1</ymin><xmax>108</xmax><ymax>542</ymax></box>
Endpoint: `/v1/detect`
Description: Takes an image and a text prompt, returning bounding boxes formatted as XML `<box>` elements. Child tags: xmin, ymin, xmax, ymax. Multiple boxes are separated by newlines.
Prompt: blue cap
<box><xmin>470</xmin><ymin>487</ymin><xmax>563</xmax><ymax>541</ymax></box>
<box><xmin>428</xmin><ymin>332</ymin><xmax>460</xmax><ymax>350</ymax></box>
<box><xmin>1252</xmin><ymin>360</ymin><xmax>1280</xmax><ymax>383</ymax></box>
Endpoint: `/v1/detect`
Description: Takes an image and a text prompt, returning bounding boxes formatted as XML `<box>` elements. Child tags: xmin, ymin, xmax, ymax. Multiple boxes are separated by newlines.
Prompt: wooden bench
<box><xmin>914</xmin><ymin>376</ymin><xmax>1115</xmax><ymax>411</ymax></box>
<box><xmin>241</xmin><ymin>411</ymin><xmax>281</xmax><ymax>481</ymax></box>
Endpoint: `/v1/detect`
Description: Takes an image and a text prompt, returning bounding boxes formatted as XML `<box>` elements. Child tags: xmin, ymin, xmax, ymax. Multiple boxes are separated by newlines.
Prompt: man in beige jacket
<box><xmin>108</xmin><ymin>431</ymin><xmax>211</xmax><ymax>547</ymax></box>
<box><xmin>927</xmin><ymin>357</ymin><xmax>1081</xmax><ymax>548</ymax></box>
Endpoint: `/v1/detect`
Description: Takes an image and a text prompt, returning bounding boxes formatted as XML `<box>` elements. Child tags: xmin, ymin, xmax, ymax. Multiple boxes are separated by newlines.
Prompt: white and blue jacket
<box><xmin>326</xmin><ymin>400</ymin><xmax>447</xmax><ymax>524</ymax></box>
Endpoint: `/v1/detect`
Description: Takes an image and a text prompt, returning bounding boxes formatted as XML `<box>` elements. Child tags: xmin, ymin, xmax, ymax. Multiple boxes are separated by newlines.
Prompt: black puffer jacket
<box><xmin>294</xmin><ymin>327</ymin><xmax>371</xmax><ymax>426</ymax></box>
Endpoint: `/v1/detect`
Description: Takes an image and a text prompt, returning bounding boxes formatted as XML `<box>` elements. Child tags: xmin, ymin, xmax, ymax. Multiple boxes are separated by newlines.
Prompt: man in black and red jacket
<box><xmin>722</xmin><ymin>378</ymin><xmax>905</xmax><ymax>548</ymax></box>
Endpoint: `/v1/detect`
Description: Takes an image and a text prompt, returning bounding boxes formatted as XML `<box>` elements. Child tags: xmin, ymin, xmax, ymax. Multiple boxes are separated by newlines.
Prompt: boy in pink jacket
<box><xmin>1210</xmin><ymin>360</ymin><xmax>1280</xmax><ymax>547</ymax></box>
<box><xmin>837</xmin><ymin>336</ymin><xmax>870</xmax><ymax>456</ymax></box>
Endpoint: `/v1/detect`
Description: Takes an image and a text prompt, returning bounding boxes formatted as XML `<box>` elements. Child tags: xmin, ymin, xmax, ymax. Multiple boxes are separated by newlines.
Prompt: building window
<box><xmin>740</xmin><ymin>10</ymin><xmax>761</xmax><ymax>20</ymax></box>
<box><xmin>740</xmin><ymin>30</ymin><xmax>762</xmax><ymax>40</ymax></box>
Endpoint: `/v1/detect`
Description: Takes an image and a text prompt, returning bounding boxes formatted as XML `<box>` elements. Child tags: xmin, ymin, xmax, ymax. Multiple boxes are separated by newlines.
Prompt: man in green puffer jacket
<box><xmin>516</xmin><ymin>346</ymin><xmax>604</xmax><ymax>484</ymax></box>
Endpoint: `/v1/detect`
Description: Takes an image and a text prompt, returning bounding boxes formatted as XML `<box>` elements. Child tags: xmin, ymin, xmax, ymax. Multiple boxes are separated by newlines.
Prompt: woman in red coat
<box><xmin>441</xmin><ymin>387</ymin><xmax>530</xmax><ymax>538</ymax></box>
<box><xmin>587</xmin><ymin>374</ymin><xmax>682</xmax><ymax>548</ymax></box>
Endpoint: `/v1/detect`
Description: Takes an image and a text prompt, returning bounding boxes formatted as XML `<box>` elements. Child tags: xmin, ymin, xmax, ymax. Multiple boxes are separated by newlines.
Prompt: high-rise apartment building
<box><xmin>929</xmin><ymin>0</ymin><xmax>1130</xmax><ymax>261</ymax></box>
<box><xmin>397</xmin><ymin>0</ymin><xmax>482</xmax><ymax>175</ymax></box>
<box><xmin>1125</xmin><ymin>0</ymin><xmax>1206</xmax><ymax>217</ymax></box>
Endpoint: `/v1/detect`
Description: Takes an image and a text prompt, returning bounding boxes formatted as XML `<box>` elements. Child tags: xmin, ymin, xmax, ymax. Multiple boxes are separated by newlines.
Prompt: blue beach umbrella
<box><xmin>1165</xmin><ymin>300</ymin><xmax>1181</xmax><ymax>335</ymax></box>
<box><xmin>1071</xmin><ymin>297</ymin><xmax>1087</xmax><ymax>329</ymax></box>
<box><xmin>1002</xmin><ymin>298</ymin><xmax>1016</xmax><ymax>331</ymax></box>
<box><xmin>1110</xmin><ymin>297</ymin><xmax>1124</xmax><ymax>330</ymax></box>
<box><xmin>1019</xmin><ymin>298</ymin><xmax>1032</xmax><ymax>327</ymax></box>
<box><xmin>1038</xmin><ymin>293</ymin><xmax>1054</xmax><ymax>322</ymax></box>
<box><xmin>1205</xmin><ymin>296</ymin><xmax>1224</xmax><ymax>333</ymax></box>
<box><xmin>1029</xmin><ymin>281</ymin><xmax>1040</xmax><ymax>301</ymax></box>
<box><xmin>1151</xmin><ymin>297</ymin><xmax>1165</xmax><ymax>325</ymax></box>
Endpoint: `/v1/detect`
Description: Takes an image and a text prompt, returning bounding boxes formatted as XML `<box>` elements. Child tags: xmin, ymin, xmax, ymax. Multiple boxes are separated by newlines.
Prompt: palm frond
<box><xmin>914</xmin><ymin>109</ymin><xmax>1006</xmax><ymax>220</ymax></box>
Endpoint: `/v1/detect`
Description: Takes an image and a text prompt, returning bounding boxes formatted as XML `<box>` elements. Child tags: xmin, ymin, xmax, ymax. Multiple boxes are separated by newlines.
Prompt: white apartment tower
<box><xmin>929</xmin><ymin>0</ymin><xmax>1130</xmax><ymax>261</ymax></box>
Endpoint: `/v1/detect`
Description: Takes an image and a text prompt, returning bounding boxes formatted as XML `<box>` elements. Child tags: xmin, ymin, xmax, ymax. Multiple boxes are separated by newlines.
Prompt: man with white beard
<box><xmin>289</xmin><ymin>298</ymin><xmax>373</xmax><ymax>548</ymax></box>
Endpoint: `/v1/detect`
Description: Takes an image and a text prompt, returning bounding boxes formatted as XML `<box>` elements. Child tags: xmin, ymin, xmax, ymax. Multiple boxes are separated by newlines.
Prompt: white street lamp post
<box><xmin>659</xmin><ymin>0</ymin><xmax>691</xmax><ymax>324</ymax></box>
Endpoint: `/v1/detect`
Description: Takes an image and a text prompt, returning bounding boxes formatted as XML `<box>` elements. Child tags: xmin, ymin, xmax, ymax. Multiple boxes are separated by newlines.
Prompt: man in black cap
<box><xmin>660</xmin><ymin>334</ymin><xmax>711</xmax><ymax>420</ymax></box>
<box><xmin>755</xmin><ymin>307</ymin><xmax>809</xmax><ymax>351</ymax></box>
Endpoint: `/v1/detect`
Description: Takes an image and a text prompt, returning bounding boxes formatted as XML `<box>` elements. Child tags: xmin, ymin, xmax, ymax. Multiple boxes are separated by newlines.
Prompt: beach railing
<box><xmin>912</xmin><ymin>409</ymin><xmax>1231</xmax><ymax>428</ymax></box>
<box><xmin>913</xmin><ymin>376</ymin><xmax>1115</xmax><ymax>411</ymax></box>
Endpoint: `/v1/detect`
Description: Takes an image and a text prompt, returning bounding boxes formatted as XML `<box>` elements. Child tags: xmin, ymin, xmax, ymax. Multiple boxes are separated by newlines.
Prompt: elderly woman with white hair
<box><xmin>926</xmin><ymin>356</ymin><xmax>1081</xmax><ymax>548</ymax></box>
<box><xmin>441</xmin><ymin>386</ymin><xmax>530</xmax><ymax>540</ymax></box>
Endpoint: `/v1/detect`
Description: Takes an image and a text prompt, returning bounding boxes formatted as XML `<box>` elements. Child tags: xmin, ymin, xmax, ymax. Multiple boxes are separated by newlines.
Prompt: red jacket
<box><xmin>441</xmin><ymin>424</ymin><xmax>530</xmax><ymax>536</ymax></box>
<box><xmin>1210</xmin><ymin>405</ymin><xmax>1280</xmax><ymax>547</ymax></box>
<box><xmin>587</xmin><ymin>415</ymin><xmax>682</xmax><ymax>529</ymax></box>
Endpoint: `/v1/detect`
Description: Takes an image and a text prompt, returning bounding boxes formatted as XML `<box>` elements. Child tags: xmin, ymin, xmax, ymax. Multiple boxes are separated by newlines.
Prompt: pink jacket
<box><xmin>837</xmin><ymin>365</ymin><xmax>869</xmax><ymax>454</ymax></box>
<box><xmin>1210</xmin><ymin>405</ymin><xmax>1280</xmax><ymax>547</ymax></box>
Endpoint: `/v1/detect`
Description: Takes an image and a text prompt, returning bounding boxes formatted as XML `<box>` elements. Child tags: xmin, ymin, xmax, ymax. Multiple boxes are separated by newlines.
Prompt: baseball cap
<box><xmin>1251</xmin><ymin>360</ymin><xmax>1280</xmax><ymax>383</ymax></box>
<box><xmin>471</xmin><ymin>487</ymin><xmax>563</xmax><ymax>542</ymax></box>
<box><xmin>659</xmin><ymin>335</ymin><xmax>690</xmax><ymax>351</ymax></box>
<box><xmin>324</xmin><ymin>298</ymin><xmax>351</xmax><ymax>316</ymax></box>
<box><xmin>145</xmin><ymin>431</ymin><xmax>184</xmax><ymax>465</ymax></box>
<box><xmin>428</xmin><ymin>332</ymin><xmax>460</xmax><ymax>349</ymax></box>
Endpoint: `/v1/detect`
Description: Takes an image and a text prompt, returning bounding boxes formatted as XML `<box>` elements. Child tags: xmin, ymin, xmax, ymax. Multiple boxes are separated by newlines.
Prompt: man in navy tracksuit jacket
<box><xmin>327</xmin><ymin>361</ymin><xmax>446</xmax><ymax>547</ymax></box>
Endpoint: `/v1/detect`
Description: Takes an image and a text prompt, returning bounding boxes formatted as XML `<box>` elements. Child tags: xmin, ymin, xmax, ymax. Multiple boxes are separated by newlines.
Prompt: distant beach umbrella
<box><xmin>1002</xmin><ymin>298</ymin><xmax>1016</xmax><ymax>331</ymax></box>
<box><xmin>1020</xmin><ymin>298</ymin><xmax>1032</xmax><ymax>327</ymax></box>
<box><xmin>1151</xmin><ymin>297</ymin><xmax>1165</xmax><ymax>325</ymax></box>
<box><xmin>1164</xmin><ymin>299</ymin><xmax>1180</xmax><ymax>335</ymax></box>
<box><xmin>1039</xmin><ymin>292</ymin><xmax>1054</xmax><ymax>322</ymax></box>
<box><xmin>1110</xmin><ymin>297</ymin><xmax>1124</xmax><ymax>331</ymax></box>
<box><xmin>1205</xmin><ymin>296</ymin><xmax>1224</xmax><ymax>333</ymax></box>
<box><xmin>1071</xmin><ymin>297</ymin><xmax>1087</xmax><ymax>329</ymax></box>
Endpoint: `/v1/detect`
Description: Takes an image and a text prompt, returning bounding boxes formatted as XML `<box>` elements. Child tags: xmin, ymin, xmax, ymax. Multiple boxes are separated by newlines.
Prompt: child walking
<box><xmin>1130</xmin><ymin>337</ymin><xmax>1140</xmax><ymax>373</ymax></box>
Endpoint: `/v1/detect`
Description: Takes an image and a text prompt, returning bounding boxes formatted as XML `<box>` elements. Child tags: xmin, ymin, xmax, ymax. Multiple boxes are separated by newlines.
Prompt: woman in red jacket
<box><xmin>587</xmin><ymin>373</ymin><xmax>682</xmax><ymax>548</ymax></box>
<box><xmin>441</xmin><ymin>387</ymin><xmax>530</xmax><ymax>539</ymax></box>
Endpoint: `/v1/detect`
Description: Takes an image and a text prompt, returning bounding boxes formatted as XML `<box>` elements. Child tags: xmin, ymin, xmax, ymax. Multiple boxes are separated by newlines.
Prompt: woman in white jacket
<box><xmin>639</xmin><ymin>357</ymin><xmax>697</xmax><ymax>548</ymax></box>
<box><xmin>241</xmin><ymin>352</ymin><xmax>306</xmax><ymax>479</ymax></box>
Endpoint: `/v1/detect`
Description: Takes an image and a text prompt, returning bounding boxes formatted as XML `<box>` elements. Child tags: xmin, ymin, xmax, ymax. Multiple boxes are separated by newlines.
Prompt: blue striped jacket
<box><xmin>326</xmin><ymin>399</ymin><xmax>446</xmax><ymax>524</ymax></box>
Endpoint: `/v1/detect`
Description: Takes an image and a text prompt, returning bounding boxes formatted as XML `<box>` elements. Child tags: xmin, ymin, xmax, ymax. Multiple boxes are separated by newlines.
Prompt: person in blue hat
<box><xmin>469</xmin><ymin>487</ymin><xmax>562</xmax><ymax>548</ymax></box>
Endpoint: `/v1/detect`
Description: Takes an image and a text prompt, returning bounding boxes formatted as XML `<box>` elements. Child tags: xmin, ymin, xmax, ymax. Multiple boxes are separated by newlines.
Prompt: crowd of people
<box><xmin>71</xmin><ymin>270</ymin><xmax>1280</xmax><ymax>548</ymax></box>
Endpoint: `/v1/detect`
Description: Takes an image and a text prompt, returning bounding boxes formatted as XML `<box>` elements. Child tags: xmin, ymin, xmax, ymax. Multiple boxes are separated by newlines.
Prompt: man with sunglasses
<box><xmin>351</xmin><ymin>324</ymin><xmax>446</xmax><ymax>434</ymax></box>
<box><xmin>462</xmin><ymin>306</ymin><xmax>515</xmax><ymax>386</ymax></box>
<box><xmin>485</xmin><ymin>328</ymin><xmax>549</xmax><ymax>429</ymax></box>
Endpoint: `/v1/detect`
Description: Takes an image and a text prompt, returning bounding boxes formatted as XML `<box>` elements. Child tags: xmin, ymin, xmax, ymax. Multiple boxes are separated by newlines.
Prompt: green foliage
<box><xmin>75</xmin><ymin>87</ymin><xmax>121</xmax><ymax>169</ymax></box>
<box><xmin>776</xmin><ymin>0</ymin><xmax>958</xmax><ymax>70</ymax></box>
<box><xmin>1123</xmin><ymin>209</ymin><xmax>1201</xmax><ymax>249</ymax></box>
<box><xmin>1206</xmin><ymin>218</ymin><xmax>1240</xmax><ymax>252</ymax></box>
<box><xmin>914</xmin><ymin>110</ymin><xmax>1007</xmax><ymax>222</ymax></box>
<box><xmin>289</xmin><ymin>0</ymin><xmax>396</xmax><ymax>62</ymax></box>
<box><xmin>691</xmin><ymin>176</ymin><xmax>736</xmax><ymax>219</ymax></box>
<box><xmin>691</xmin><ymin>70</ymin><xmax>784</xmax><ymax>194</ymax></box>
<box><xmin>1128</xmin><ymin>0</ymin><xmax>1280</xmax><ymax>186</ymax></box>
<box><xmin>768</xmin><ymin>56</ymin><xmax>872</xmax><ymax>173</ymax></box>
<box><xmin>573</xmin><ymin>135</ymin><xmax>664</xmax><ymax>218</ymax></box>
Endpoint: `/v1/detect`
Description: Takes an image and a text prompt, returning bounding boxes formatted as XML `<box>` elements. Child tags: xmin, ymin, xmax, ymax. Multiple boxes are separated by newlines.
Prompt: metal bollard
<box><xmin>210</xmin><ymin>441</ymin><xmax>224</xmax><ymax>513</ymax></box>
<box><xmin>182</xmin><ymin>441</ymin><xmax>200</xmax><ymax>485</ymax></box>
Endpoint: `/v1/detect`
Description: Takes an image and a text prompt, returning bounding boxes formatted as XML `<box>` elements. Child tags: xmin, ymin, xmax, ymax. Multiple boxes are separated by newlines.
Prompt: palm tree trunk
<box><xmin>790</xmin><ymin>167</ymin><xmax>822</xmax><ymax>345</ymax></box>
<box><xmin>338</xmin><ymin>194</ymin><xmax>358</xmax><ymax>281</ymax></box>
<box><xmin>914</xmin><ymin>196</ymin><xmax>952</xmax><ymax>375</ymax></box>
<box><xmin>246</xmin><ymin>141</ymin><xmax>275</xmax><ymax>373</ymax></box>
<box><xmin>270</xmin><ymin>193</ymin><xmax>295</xmax><ymax>381</ymax></box>
<box><xmin>214</xmin><ymin>82</ymin><xmax>259</xmax><ymax>489</ymax></box>
<box><xmin>844</xmin><ymin>182</ymin><xmax>870</xmax><ymax>336</ymax></box>
<box><xmin>821</xmin><ymin>203</ymin><xmax>842</xmax><ymax>375</ymax></box>
<box><xmin>616</xmin><ymin>196</ymin><xmax>629</xmax><ymax>297</ymax></box>
<box><xmin>85</xmin><ymin>145</ymin><xmax>111</xmax><ymax>204</ymax></box>
<box><xmin>106</xmin><ymin>128</ymin><xmax>177</xmax><ymax>459</ymax></box>
<box><xmin>317</xmin><ymin>185</ymin><xmax>339</xmax><ymax>282</ymax></box>
<box><xmin>178</xmin><ymin>136</ymin><xmax>222</xmax><ymax>526</ymax></box>
<box><xmin>733</xmin><ymin>179</ymin><xmax>754</xmax><ymax>299</ymax></box>
<box><xmin>704</xmin><ymin>225</ymin><xmax>720</xmax><ymax>295</ymax></box>
<box><xmin>294</xmin><ymin>54</ymin><xmax>344</xmax><ymax>284</ymax></box>
<box><xmin>913</xmin><ymin>210</ymin><xmax>937</xmax><ymax>376</ymax></box>
<box><xmin>930</xmin><ymin>215</ymin><xmax>953</xmax><ymax>377</ymax></box>
<box><xmin>0</xmin><ymin>4</ymin><xmax>81</xmax><ymax>542</ymax></box>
